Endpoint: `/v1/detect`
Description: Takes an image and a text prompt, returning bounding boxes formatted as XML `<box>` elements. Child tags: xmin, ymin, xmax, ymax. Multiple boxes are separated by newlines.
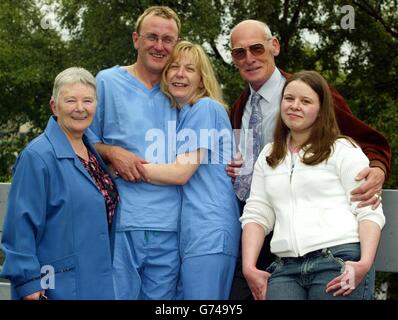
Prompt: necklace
<box><xmin>73</xmin><ymin>141</ymin><xmax>89</xmax><ymax>161</ymax></box>
<box><xmin>288</xmin><ymin>137</ymin><xmax>302</xmax><ymax>153</ymax></box>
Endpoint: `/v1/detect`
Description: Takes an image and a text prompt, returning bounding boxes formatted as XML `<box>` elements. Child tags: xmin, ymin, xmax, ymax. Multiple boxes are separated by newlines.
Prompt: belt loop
<box><xmin>322</xmin><ymin>248</ymin><xmax>329</xmax><ymax>256</ymax></box>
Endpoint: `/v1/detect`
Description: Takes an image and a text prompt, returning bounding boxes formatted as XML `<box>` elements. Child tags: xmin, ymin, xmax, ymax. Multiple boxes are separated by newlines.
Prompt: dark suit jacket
<box><xmin>230</xmin><ymin>69</ymin><xmax>392</xmax><ymax>178</ymax></box>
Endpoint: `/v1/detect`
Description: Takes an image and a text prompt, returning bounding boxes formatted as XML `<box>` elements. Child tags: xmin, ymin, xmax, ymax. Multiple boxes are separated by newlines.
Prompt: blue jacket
<box><xmin>1</xmin><ymin>117</ymin><xmax>116</xmax><ymax>299</ymax></box>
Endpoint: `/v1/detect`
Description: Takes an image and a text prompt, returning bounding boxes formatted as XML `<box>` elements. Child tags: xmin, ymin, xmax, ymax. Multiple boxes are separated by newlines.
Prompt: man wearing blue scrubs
<box><xmin>88</xmin><ymin>6</ymin><xmax>182</xmax><ymax>299</ymax></box>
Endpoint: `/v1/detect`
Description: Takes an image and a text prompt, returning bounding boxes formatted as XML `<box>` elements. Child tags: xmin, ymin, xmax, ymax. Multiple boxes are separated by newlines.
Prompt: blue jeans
<box><xmin>266</xmin><ymin>243</ymin><xmax>375</xmax><ymax>300</ymax></box>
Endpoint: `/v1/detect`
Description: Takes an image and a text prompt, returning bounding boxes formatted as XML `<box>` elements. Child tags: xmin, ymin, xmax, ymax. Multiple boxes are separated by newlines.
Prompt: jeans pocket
<box><xmin>266</xmin><ymin>259</ymin><xmax>283</xmax><ymax>274</ymax></box>
<box><xmin>330</xmin><ymin>255</ymin><xmax>345</xmax><ymax>270</ymax></box>
<box><xmin>327</xmin><ymin>243</ymin><xmax>360</xmax><ymax>270</ymax></box>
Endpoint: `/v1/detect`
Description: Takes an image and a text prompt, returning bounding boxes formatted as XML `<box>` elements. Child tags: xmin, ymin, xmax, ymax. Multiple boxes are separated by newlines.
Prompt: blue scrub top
<box><xmin>176</xmin><ymin>98</ymin><xmax>240</xmax><ymax>259</ymax></box>
<box><xmin>89</xmin><ymin>66</ymin><xmax>181</xmax><ymax>231</ymax></box>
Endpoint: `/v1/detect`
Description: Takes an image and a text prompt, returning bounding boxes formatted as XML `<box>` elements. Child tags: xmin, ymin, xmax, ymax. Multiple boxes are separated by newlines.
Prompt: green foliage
<box><xmin>334</xmin><ymin>0</ymin><xmax>397</xmax><ymax>187</ymax></box>
<box><xmin>0</xmin><ymin>0</ymin><xmax>67</xmax><ymax>180</ymax></box>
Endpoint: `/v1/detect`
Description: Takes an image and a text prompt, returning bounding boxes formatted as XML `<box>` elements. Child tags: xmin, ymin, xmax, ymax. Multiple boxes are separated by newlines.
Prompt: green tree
<box><xmin>0</xmin><ymin>0</ymin><xmax>67</xmax><ymax>180</ymax></box>
<box><xmin>338</xmin><ymin>0</ymin><xmax>397</xmax><ymax>189</ymax></box>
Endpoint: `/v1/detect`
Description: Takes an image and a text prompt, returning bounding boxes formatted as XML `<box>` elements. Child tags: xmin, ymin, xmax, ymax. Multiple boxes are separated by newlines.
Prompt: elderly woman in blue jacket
<box><xmin>0</xmin><ymin>67</ymin><xmax>119</xmax><ymax>300</ymax></box>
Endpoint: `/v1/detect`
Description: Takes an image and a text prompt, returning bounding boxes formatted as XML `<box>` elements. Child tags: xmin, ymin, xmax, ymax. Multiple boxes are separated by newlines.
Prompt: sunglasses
<box><xmin>231</xmin><ymin>42</ymin><xmax>268</xmax><ymax>60</ymax></box>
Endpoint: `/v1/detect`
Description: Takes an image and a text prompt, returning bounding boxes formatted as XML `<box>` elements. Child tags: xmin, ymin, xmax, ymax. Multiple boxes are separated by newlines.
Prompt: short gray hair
<box><xmin>261</xmin><ymin>22</ymin><xmax>273</xmax><ymax>39</ymax></box>
<box><xmin>52</xmin><ymin>67</ymin><xmax>96</xmax><ymax>104</ymax></box>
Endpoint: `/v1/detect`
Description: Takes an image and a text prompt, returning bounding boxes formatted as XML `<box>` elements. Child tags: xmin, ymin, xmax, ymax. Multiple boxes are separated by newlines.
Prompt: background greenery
<box><xmin>0</xmin><ymin>0</ymin><xmax>396</xmax><ymax>298</ymax></box>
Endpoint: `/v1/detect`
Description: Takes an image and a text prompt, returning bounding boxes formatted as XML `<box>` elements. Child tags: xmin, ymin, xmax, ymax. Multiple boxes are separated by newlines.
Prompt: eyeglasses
<box><xmin>230</xmin><ymin>41</ymin><xmax>271</xmax><ymax>60</ymax></box>
<box><xmin>139</xmin><ymin>33</ymin><xmax>178</xmax><ymax>46</ymax></box>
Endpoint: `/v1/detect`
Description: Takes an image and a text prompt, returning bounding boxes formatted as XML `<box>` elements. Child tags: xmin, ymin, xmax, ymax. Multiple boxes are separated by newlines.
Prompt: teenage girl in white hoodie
<box><xmin>240</xmin><ymin>70</ymin><xmax>385</xmax><ymax>300</ymax></box>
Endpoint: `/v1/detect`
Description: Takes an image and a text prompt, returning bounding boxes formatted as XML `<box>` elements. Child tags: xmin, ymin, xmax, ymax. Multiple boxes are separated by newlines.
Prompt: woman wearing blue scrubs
<box><xmin>1</xmin><ymin>67</ymin><xmax>118</xmax><ymax>300</ymax></box>
<box><xmin>143</xmin><ymin>41</ymin><xmax>240</xmax><ymax>299</ymax></box>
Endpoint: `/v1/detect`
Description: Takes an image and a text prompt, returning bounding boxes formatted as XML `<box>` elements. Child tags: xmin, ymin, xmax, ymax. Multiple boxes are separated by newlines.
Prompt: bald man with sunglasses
<box><xmin>227</xmin><ymin>19</ymin><xmax>391</xmax><ymax>300</ymax></box>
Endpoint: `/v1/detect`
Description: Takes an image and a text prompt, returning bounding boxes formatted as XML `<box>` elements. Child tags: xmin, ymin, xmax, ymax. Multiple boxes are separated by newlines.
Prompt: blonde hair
<box><xmin>161</xmin><ymin>41</ymin><xmax>227</xmax><ymax>111</ymax></box>
<box><xmin>52</xmin><ymin>67</ymin><xmax>96</xmax><ymax>104</ymax></box>
<box><xmin>135</xmin><ymin>6</ymin><xmax>181</xmax><ymax>36</ymax></box>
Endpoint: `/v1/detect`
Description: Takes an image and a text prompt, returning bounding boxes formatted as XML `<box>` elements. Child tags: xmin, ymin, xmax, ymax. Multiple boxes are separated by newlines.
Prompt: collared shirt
<box><xmin>239</xmin><ymin>68</ymin><xmax>286</xmax><ymax>158</ymax></box>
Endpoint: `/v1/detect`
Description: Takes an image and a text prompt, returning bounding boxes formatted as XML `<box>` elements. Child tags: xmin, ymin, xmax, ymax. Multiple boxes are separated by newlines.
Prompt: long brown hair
<box><xmin>267</xmin><ymin>70</ymin><xmax>343</xmax><ymax>168</ymax></box>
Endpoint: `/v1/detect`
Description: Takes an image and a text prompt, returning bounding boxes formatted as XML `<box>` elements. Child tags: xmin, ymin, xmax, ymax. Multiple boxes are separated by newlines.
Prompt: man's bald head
<box><xmin>230</xmin><ymin>20</ymin><xmax>273</xmax><ymax>47</ymax></box>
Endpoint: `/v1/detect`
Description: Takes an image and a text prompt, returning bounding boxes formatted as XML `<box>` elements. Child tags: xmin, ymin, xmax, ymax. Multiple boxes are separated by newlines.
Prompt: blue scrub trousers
<box><xmin>112</xmin><ymin>230</ymin><xmax>180</xmax><ymax>300</ymax></box>
<box><xmin>180</xmin><ymin>253</ymin><xmax>236</xmax><ymax>300</ymax></box>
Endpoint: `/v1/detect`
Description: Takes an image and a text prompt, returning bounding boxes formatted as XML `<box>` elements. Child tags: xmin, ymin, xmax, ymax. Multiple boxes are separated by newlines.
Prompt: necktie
<box><xmin>234</xmin><ymin>92</ymin><xmax>263</xmax><ymax>202</ymax></box>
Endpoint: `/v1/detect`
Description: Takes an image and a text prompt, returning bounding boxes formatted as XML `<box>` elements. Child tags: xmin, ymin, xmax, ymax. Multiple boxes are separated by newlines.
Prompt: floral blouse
<box><xmin>78</xmin><ymin>151</ymin><xmax>119</xmax><ymax>226</ymax></box>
